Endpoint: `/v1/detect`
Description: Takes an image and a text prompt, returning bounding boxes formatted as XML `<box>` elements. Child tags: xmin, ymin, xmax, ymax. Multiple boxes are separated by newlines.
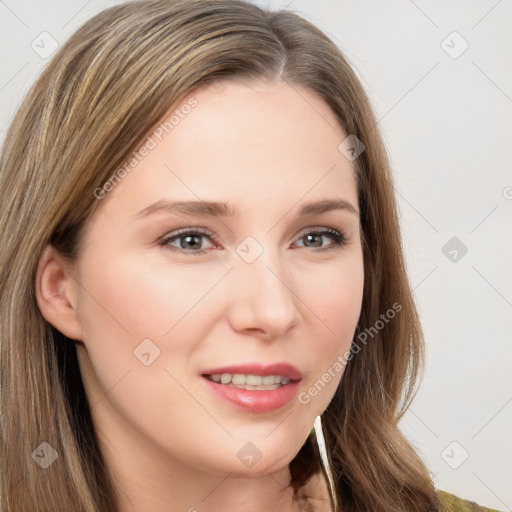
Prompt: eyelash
<box><xmin>158</xmin><ymin>227</ymin><xmax>347</xmax><ymax>256</ymax></box>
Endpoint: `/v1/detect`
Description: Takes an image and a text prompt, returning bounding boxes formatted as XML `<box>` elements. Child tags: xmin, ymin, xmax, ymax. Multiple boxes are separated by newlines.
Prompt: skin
<box><xmin>36</xmin><ymin>79</ymin><xmax>364</xmax><ymax>512</ymax></box>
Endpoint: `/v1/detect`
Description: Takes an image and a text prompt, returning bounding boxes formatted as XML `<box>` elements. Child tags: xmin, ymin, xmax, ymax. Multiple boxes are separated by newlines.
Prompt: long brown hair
<box><xmin>0</xmin><ymin>1</ymin><xmax>440</xmax><ymax>510</ymax></box>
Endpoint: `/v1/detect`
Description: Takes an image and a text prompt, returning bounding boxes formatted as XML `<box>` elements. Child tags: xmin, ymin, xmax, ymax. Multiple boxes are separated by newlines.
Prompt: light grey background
<box><xmin>1</xmin><ymin>1</ymin><xmax>511</xmax><ymax>510</ymax></box>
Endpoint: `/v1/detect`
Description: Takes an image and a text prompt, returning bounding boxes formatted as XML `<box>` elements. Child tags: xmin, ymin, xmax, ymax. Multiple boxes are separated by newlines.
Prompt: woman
<box><xmin>0</xmin><ymin>1</ymin><xmax>499</xmax><ymax>511</ymax></box>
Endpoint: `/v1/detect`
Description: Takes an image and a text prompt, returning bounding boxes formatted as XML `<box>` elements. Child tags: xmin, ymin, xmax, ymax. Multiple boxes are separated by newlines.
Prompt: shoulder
<box><xmin>297</xmin><ymin>478</ymin><xmax>502</xmax><ymax>512</ymax></box>
<box><xmin>438</xmin><ymin>489</ymin><xmax>502</xmax><ymax>512</ymax></box>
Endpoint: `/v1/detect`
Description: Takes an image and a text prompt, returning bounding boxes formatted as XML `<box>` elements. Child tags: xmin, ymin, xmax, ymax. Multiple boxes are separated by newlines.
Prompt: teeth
<box><xmin>232</xmin><ymin>374</ymin><xmax>246</xmax><ymax>385</ymax></box>
<box><xmin>208</xmin><ymin>373</ymin><xmax>291</xmax><ymax>386</ymax></box>
<box><xmin>233</xmin><ymin>384</ymin><xmax>281</xmax><ymax>391</ymax></box>
<box><xmin>262</xmin><ymin>375</ymin><xmax>275</xmax><ymax>385</ymax></box>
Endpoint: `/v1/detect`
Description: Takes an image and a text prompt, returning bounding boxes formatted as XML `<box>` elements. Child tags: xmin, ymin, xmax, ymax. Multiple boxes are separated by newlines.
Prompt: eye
<box><xmin>159</xmin><ymin>228</ymin><xmax>217</xmax><ymax>256</ymax></box>
<box><xmin>294</xmin><ymin>228</ymin><xmax>347</xmax><ymax>252</ymax></box>
<box><xmin>159</xmin><ymin>227</ymin><xmax>347</xmax><ymax>256</ymax></box>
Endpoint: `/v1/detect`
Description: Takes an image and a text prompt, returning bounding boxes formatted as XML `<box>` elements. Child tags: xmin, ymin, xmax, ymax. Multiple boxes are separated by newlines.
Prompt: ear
<box><xmin>35</xmin><ymin>245</ymin><xmax>83</xmax><ymax>341</ymax></box>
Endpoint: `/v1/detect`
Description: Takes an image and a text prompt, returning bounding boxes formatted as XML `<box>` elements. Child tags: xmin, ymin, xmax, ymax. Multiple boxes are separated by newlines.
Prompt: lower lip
<box><xmin>202</xmin><ymin>377</ymin><xmax>301</xmax><ymax>413</ymax></box>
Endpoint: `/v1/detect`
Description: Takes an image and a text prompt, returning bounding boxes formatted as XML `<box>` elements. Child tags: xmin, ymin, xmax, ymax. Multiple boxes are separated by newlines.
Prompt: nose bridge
<box><xmin>229</xmin><ymin>239</ymin><xmax>299</xmax><ymax>335</ymax></box>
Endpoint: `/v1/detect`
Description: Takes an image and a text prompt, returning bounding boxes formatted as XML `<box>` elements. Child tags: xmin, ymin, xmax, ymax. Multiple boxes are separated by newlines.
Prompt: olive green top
<box><xmin>439</xmin><ymin>490</ymin><xmax>502</xmax><ymax>511</ymax></box>
<box><xmin>299</xmin><ymin>471</ymin><xmax>501</xmax><ymax>511</ymax></box>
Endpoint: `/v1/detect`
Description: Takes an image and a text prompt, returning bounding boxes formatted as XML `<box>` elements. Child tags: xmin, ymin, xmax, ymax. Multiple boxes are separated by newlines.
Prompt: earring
<box><xmin>313</xmin><ymin>415</ymin><xmax>339</xmax><ymax>512</ymax></box>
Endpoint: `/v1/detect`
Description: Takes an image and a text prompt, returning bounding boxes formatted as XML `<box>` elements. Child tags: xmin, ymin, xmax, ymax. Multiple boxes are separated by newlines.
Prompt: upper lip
<box><xmin>201</xmin><ymin>362</ymin><xmax>303</xmax><ymax>381</ymax></box>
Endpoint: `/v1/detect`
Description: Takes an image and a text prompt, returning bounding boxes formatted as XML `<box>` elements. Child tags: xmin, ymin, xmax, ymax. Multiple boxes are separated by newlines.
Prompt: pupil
<box><xmin>182</xmin><ymin>235</ymin><xmax>201</xmax><ymax>249</ymax></box>
<box><xmin>306</xmin><ymin>234</ymin><xmax>321</xmax><ymax>247</ymax></box>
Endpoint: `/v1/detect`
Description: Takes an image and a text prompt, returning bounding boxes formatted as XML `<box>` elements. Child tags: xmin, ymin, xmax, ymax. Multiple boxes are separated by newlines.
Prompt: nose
<box><xmin>226</xmin><ymin>246</ymin><xmax>300</xmax><ymax>340</ymax></box>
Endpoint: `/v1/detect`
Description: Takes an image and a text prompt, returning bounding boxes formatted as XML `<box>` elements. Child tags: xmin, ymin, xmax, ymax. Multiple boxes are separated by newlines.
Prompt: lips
<box><xmin>200</xmin><ymin>362</ymin><xmax>303</xmax><ymax>413</ymax></box>
<box><xmin>200</xmin><ymin>362</ymin><xmax>303</xmax><ymax>381</ymax></box>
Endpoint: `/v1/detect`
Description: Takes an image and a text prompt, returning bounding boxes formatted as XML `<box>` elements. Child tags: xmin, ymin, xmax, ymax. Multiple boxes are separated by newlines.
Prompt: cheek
<box><xmin>296</xmin><ymin>258</ymin><xmax>364</xmax><ymax>409</ymax></box>
<box><xmin>74</xmin><ymin>252</ymin><xmax>233</xmax><ymax>400</ymax></box>
<box><xmin>74</xmin><ymin>254</ymin><xmax>213</xmax><ymax>442</ymax></box>
<box><xmin>78</xmin><ymin>249</ymin><xmax>227</xmax><ymax>342</ymax></box>
<box><xmin>306</xmin><ymin>253</ymin><xmax>364</xmax><ymax>339</ymax></box>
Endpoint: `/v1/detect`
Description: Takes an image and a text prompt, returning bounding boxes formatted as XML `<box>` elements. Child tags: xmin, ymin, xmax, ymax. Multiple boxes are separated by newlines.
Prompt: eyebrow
<box><xmin>134</xmin><ymin>198</ymin><xmax>359</xmax><ymax>219</ymax></box>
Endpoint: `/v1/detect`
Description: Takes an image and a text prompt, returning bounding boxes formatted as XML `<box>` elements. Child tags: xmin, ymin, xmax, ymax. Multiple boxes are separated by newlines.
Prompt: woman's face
<box><xmin>54</xmin><ymin>80</ymin><xmax>364</xmax><ymax>480</ymax></box>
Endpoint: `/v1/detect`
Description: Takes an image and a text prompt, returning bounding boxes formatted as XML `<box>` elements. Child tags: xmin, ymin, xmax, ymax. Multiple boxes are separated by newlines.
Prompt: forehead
<box><xmin>89</xmin><ymin>79</ymin><xmax>358</xmax><ymax>227</ymax></box>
